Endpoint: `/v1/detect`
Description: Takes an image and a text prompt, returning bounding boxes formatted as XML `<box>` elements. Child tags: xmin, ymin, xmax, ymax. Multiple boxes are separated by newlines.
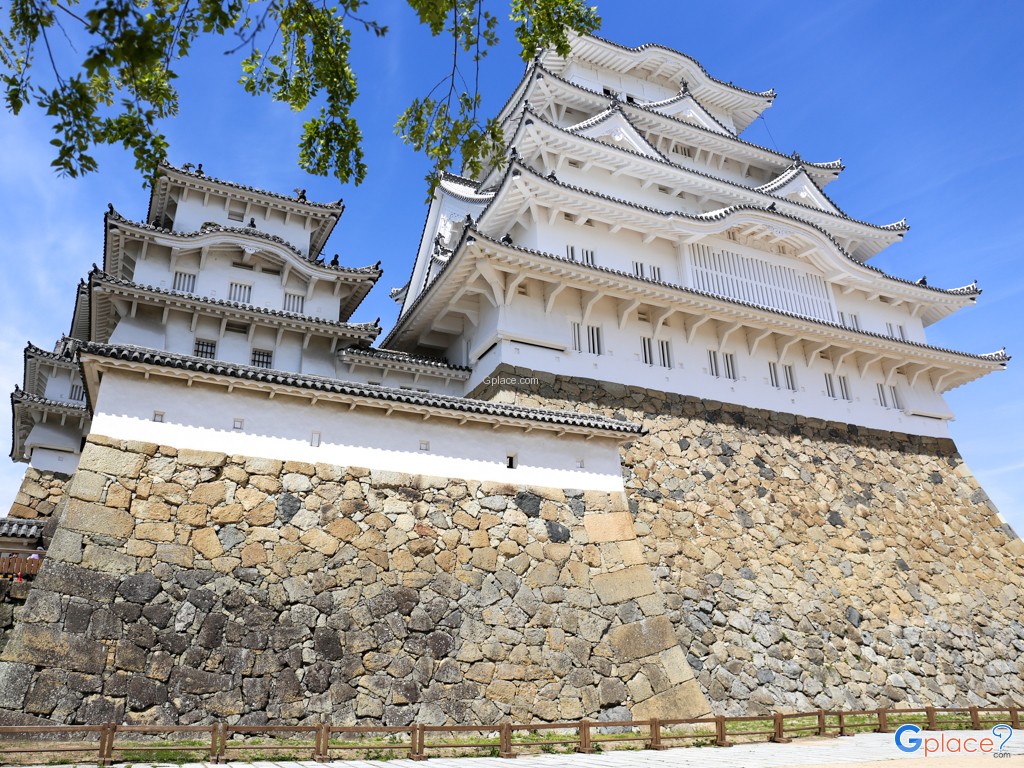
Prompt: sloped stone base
<box><xmin>474</xmin><ymin>366</ymin><xmax>1024</xmax><ymax>714</ymax></box>
<box><xmin>0</xmin><ymin>435</ymin><xmax>708</xmax><ymax>725</ymax></box>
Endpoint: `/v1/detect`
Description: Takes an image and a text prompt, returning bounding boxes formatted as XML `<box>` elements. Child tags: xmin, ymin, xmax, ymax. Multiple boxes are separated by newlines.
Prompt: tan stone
<box><xmin>192</xmin><ymin>528</ymin><xmax>225</xmax><ymax>560</ymax></box>
<box><xmin>585</xmin><ymin>511</ymin><xmax>637</xmax><ymax>544</ymax></box>
<box><xmin>177</xmin><ymin>504</ymin><xmax>207</xmax><ymax>527</ymax></box>
<box><xmin>104</xmin><ymin>483</ymin><xmax>132</xmax><ymax>509</ymax></box>
<box><xmin>64</xmin><ymin>499</ymin><xmax>134</xmax><ymax>539</ymax></box>
<box><xmin>69</xmin><ymin>470</ymin><xmax>107</xmax><ymax>502</ymax></box>
<box><xmin>325</xmin><ymin>517</ymin><xmax>360</xmax><ymax>540</ymax></box>
<box><xmin>190</xmin><ymin>482</ymin><xmax>228</xmax><ymax>506</ymax></box>
<box><xmin>607</xmin><ymin>616</ymin><xmax>677</xmax><ymax>660</ymax></box>
<box><xmin>472</xmin><ymin>547</ymin><xmax>498</xmax><ymax>572</ymax></box>
<box><xmin>240</xmin><ymin>542</ymin><xmax>267</xmax><ymax>566</ymax></box>
<box><xmin>630</xmin><ymin>679</ymin><xmax>711</xmax><ymax>720</ymax></box>
<box><xmin>77</xmin><ymin>444</ymin><xmax>146</xmax><ymax>478</ymax></box>
<box><xmin>245</xmin><ymin>500</ymin><xmax>277</xmax><ymax>526</ymax></box>
<box><xmin>591</xmin><ymin>565</ymin><xmax>656</xmax><ymax>604</ymax></box>
<box><xmin>211</xmin><ymin>504</ymin><xmax>244</xmax><ymax>524</ymax></box>
<box><xmin>235</xmin><ymin>486</ymin><xmax>268</xmax><ymax>511</ymax></box>
<box><xmin>135</xmin><ymin>522</ymin><xmax>175</xmax><ymax>543</ymax></box>
<box><xmin>176</xmin><ymin>448</ymin><xmax>227</xmax><ymax>468</ymax></box>
<box><xmin>155</xmin><ymin>543</ymin><xmax>194</xmax><ymax>567</ymax></box>
<box><xmin>244</xmin><ymin>456</ymin><xmax>282</xmax><ymax>475</ymax></box>
<box><xmin>133</xmin><ymin>499</ymin><xmax>172</xmax><ymax>522</ymax></box>
<box><xmin>299</xmin><ymin>529</ymin><xmax>340</xmax><ymax>556</ymax></box>
<box><xmin>125</xmin><ymin>539</ymin><xmax>156</xmax><ymax>557</ymax></box>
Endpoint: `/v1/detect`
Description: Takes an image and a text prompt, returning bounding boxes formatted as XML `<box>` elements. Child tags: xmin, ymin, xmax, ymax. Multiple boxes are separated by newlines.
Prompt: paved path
<box><xmin>16</xmin><ymin>729</ymin><xmax>1024</xmax><ymax>768</ymax></box>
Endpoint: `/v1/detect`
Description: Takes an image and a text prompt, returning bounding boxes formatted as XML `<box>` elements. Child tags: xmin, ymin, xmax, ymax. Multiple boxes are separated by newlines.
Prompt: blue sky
<box><xmin>2</xmin><ymin>0</ymin><xmax>1022</xmax><ymax>536</ymax></box>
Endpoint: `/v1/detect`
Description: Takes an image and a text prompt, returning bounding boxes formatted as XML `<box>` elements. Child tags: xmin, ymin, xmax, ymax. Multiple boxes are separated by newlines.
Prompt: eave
<box><xmin>10</xmin><ymin>389</ymin><xmax>90</xmax><ymax>463</ymax></box>
<box><xmin>78</xmin><ymin>344</ymin><xmax>642</xmax><ymax>441</ymax></box>
<box><xmin>387</xmin><ymin>231</ymin><xmax>1006</xmax><ymax>396</ymax></box>
<box><xmin>88</xmin><ymin>270</ymin><xmax>381</xmax><ymax>352</ymax></box>
<box><xmin>338</xmin><ymin>348</ymin><xmax>471</xmax><ymax>385</ymax></box>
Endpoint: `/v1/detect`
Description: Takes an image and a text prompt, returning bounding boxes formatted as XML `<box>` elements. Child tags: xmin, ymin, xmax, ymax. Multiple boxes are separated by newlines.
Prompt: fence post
<box><xmin>969</xmin><ymin>706</ymin><xmax>981</xmax><ymax>730</ymax></box>
<box><xmin>817</xmin><ymin>709</ymin><xmax>827</xmax><ymax>737</ymax></box>
<box><xmin>926</xmin><ymin>706</ymin><xmax>937</xmax><ymax>731</ymax></box>
<box><xmin>218</xmin><ymin>722</ymin><xmax>229</xmax><ymax>763</ymax></box>
<box><xmin>314</xmin><ymin>722</ymin><xmax>328</xmax><ymax>762</ymax></box>
<box><xmin>1010</xmin><ymin>705</ymin><xmax>1020</xmax><ymax>730</ymax></box>
<box><xmin>771</xmin><ymin>712</ymin><xmax>791</xmax><ymax>743</ymax></box>
<box><xmin>411</xmin><ymin>723</ymin><xmax>426</xmax><ymax>761</ymax></box>
<box><xmin>876</xmin><ymin>708</ymin><xmax>888</xmax><ymax>734</ymax></box>
<box><xmin>577</xmin><ymin>719</ymin><xmax>592</xmax><ymax>754</ymax></box>
<box><xmin>97</xmin><ymin>722</ymin><xmax>110</xmax><ymax>767</ymax></box>
<box><xmin>649</xmin><ymin>718</ymin><xmax>663</xmax><ymax>750</ymax></box>
<box><xmin>499</xmin><ymin>722</ymin><xmax>514</xmax><ymax>758</ymax></box>
<box><xmin>715</xmin><ymin>715</ymin><xmax>731</xmax><ymax>747</ymax></box>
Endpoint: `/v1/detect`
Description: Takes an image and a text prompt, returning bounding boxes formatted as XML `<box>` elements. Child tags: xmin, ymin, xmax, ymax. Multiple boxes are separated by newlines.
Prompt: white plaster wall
<box><xmin>26</xmin><ymin>422</ymin><xmax>82</xmax><ymax>458</ymax></box>
<box><xmin>41</xmin><ymin>367</ymin><xmax>84</xmax><ymax>403</ymax></box>
<box><xmin>29</xmin><ymin>447</ymin><xmax>80</xmax><ymax>474</ymax></box>
<box><xmin>170</xmin><ymin>189</ymin><xmax>313</xmax><ymax>255</ymax></box>
<box><xmin>91</xmin><ymin>372</ymin><xmax>626</xmax><ymax>491</ymax></box>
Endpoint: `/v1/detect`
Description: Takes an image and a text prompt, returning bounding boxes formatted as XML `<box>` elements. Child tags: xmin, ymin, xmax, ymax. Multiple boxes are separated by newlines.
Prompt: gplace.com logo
<box><xmin>895</xmin><ymin>723</ymin><xmax>1014</xmax><ymax>757</ymax></box>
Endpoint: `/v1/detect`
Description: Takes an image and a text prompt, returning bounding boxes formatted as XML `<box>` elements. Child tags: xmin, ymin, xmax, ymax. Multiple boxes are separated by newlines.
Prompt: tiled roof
<box><xmin>0</xmin><ymin>519</ymin><xmax>44</xmax><ymax>540</ymax></box>
<box><xmin>570</xmin><ymin>35</ymin><xmax>776</xmax><ymax>99</ymax></box>
<box><xmin>640</xmin><ymin>87</ymin><xmax>735</xmax><ymax>135</ymax></box>
<box><xmin>11</xmin><ymin>387</ymin><xmax>89</xmax><ymax>412</ymax></box>
<box><xmin>80</xmin><ymin>342</ymin><xmax>643</xmax><ymax>435</ymax></box>
<box><xmin>160</xmin><ymin>164</ymin><xmax>344</xmax><ymax>211</ymax></box>
<box><xmin>489</xmin><ymin>161</ymin><xmax>973</xmax><ymax>298</ymax></box>
<box><xmin>340</xmin><ymin>347</ymin><xmax>471</xmax><ymax>373</ymax></box>
<box><xmin>464</xmin><ymin>231</ymin><xmax>1007</xmax><ymax>364</ymax></box>
<box><xmin>525</xmin><ymin>109</ymin><xmax>906</xmax><ymax>236</ymax></box>
<box><xmin>107</xmin><ymin>209</ymin><xmax>381</xmax><ymax>277</ymax></box>
<box><xmin>89</xmin><ymin>269</ymin><xmax>381</xmax><ymax>340</ymax></box>
<box><xmin>493</xmin><ymin>64</ymin><xmax>842</xmax><ymax>180</ymax></box>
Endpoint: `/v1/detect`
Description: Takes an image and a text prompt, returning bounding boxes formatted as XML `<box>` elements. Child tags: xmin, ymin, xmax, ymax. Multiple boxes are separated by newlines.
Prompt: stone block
<box><xmin>81</xmin><ymin>544</ymin><xmax>137</xmax><ymax>575</ymax></box>
<box><xmin>77</xmin><ymin>444</ymin><xmax>146</xmax><ymax>479</ymax></box>
<box><xmin>299</xmin><ymin>529</ymin><xmax>340</xmax><ymax>555</ymax></box>
<box><xmin>591</xmin><ymin>565</ymin><xmax>656</xmax><ymax>605</ymax></box>
<box><xmin>0</xmin><ymin>663</ymin><xmax>35</xmax><ymax>708</ymax></box>
<box><xmin>69</xmin><ymin>471</ymin><xmax>107</xmax><ymax>502</ymax></box>
<box><xmin>155</xmin><ymin>543</ymin><xmax>194</xmax><ymax>568</ymax></box>
<box><xmin>63</xmin><ymin>499</ymin><xmax>134</xmax><ymax>539</ymax></box>
<box><xmin>135</xmin><ymin>522</ymin><xmax>175</xmax><ymax>543</ymax></box>
<box><xmin>584</xmin><ymin>512</ymin><xmax>636</xmax><ymax>543</ymax></box>
<box><xmin>189</xmin><ymin>482</ymin><xmax>228</xmax><ymax>506</ymax></box>
<box><xmin>176</xmin><ymin>448</ymin><xmax>227</xmax><ymax>468</ymax></box>
<box><xmin>3</xmin><ymin>625</ymin><xmax>107</xmax><ymax>674</ymax></box>
<box><xmin>35</xmin><ymin>561</ymin><xmax>119</xmax><ymax>602</ymax></box>
<box><xmin>607</xmin><ymin>616</ymin><xmax>677</xmax><ymax>660</ymax></box>
<box><xmin>192</xmin><ymin>528</ymin><xmax>224</xmax><ymax>560</ymax></box>
<box><xmin>630</xmin><ymin>679</ymin><xmax>711</xmax><ymax>720</ymax></box>
<box><xmin>47</xmin><ymin>529</ymin><xmax>83</xmax><ymax>564</ymax></box>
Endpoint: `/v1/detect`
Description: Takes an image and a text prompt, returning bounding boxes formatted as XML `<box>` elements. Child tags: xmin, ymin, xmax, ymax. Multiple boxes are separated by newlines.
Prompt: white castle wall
<box><xmin>90</xmin><ymin>371</ymin><xmax>626</xmax><ymax>491</ymax></box>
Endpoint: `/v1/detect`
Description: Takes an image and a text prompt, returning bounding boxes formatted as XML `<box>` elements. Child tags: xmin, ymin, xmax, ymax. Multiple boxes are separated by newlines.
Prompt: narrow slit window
<box><xmin>640</xmin><ymin>336</ymin><xmax>653</xmax><ymax>365</ymax></box>
<box><xmin>650</xmin><ymin>265</ymin><xmax>662</xmax><ymax>282</ymax></box>
<box><xmin>581</xmin><ymin>249</ymin><xmax>595</xmax><ymax>266</ymax></box>
<box><xmin>506</xmin><ymin>454</ymin><xmax>518</xmax><ymax>469</ymax></box>
<box><xmin>877</xmin><ymin>383</ymin><xmax>889</xmax><ymax>408</ymax></box>
<box><xmin>768</xmin><ymin>362</ymin><xmax>780</xmax><ymax>388</ymax></box>
<box><xmin>633</xmin><ymin>261</ymin><xmax>646</xmax><ymax>278</ymax></box>
<box><xmin>783</xmin><ymin>364</ymin><xmax>796</xmax><ymax>391</ymax></box>
<box><xmin>889</xmin><ymin>385</ymin><xmax>902</xmax><ymax>410</ymax></box>
<box><xmin>707</xmin><ymin>349</ymin><xmax>720</xmax><ymax>378</ymax></box>
<box><xmin>657</xmin><ymin>339</ymin><xmax>672</xmax><ymax>369</ymax></box>
<box><xmin>587</xmin><ymin>324</ymin><xmax>603</xmax><ymax>355</ymax></box>
<box><xmin>570</xmin><ymin>321</ymin><xmax>582</xmax><ymax>352</ymax></box>
<box><xmin>838</xmin><ymin>375</ymin><xmax>851</xmax><ymax>401</ymax></box>
<box><xmin>723</xmin><ymin>353</ymin><xmax>737</xmax><ymax>381</ymax></box>
<box><xmin>172</xmin><ymin>271</ymin><xmax>197</xmax><ymax>293</ymax></box>
<box><xmin>69</xmin><ymin>384</ymin><xmax>85</xmax><ymax>402</ymax></box>
<box><xmin>283</xmin><ymin>292</ymin><xmax>305</xmax><ymax>314</ymax></box>
<box><xmin>824</xmin><ymin>373</ymin><xmax>836</xmax><ymax>398</ymax></box>
<box><xmin>566</xmin><ymin>245</ymin><xmax>577</xmax><ymax>261</ymax></box>
<box><xmin>228</xmin><ymin>282</ymin><xmax>252</xmax><ymax>303</ymax></box>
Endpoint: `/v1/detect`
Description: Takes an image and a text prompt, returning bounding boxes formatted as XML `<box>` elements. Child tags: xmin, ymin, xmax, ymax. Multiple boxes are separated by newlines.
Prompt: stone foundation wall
<box><xmin>0</xmin><ymin>435</ymin><xmax>708</xmax><ymax>726</ymax></box>
<box><xmin>473</xmin><ymin>366</ymin><xmax>1024</xmax><ymax>714</ymax></box>
<box><xmin>7</xmin><ymin>467</ymin><xmax>70</xmax><ymax>524</ymax></box>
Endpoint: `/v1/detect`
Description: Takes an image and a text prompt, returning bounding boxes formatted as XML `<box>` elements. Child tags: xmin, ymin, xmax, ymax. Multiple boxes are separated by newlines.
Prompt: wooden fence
<box><xmin>0</xmin><ymin>553</ymin><xmax>43</xmax><ymax>582</ymax></box>
<box><xmin>0</xmin><ymin>704</ymin><xmax>1017</xmax><ymax>764</ymax></box>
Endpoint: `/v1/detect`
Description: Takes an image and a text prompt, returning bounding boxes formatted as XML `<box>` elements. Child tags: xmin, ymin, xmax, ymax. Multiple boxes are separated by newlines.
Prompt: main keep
<box><xmin>3</xmin><ymin>34</ymin><xmax>1022</xmax><ymax>725</ymax></box>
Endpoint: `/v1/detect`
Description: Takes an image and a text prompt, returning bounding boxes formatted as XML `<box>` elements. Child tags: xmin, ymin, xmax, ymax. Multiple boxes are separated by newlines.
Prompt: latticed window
<box><xmin>838</xmin><ymin>375</ymin><xmax>851</xmax><ymax>401</ymax></box>
<box><xmin>783</xmin><ymin>364</ymin><xmax>796</xmax><ymax>391</ymax></box>
<box><xmin>707</xmin><ymin>350</ymin><xmax>720</xmax><ymax>378</ymax></box>
<box><xmin>824</xmin><ymin>373</ymin><xmax>836</xmax><ymax>398</ymax></box>
<box><xmin>581</xmin><ymin>249</ymin><xmax>596</xmax><ymax>266</ymax></box>
<box><xmin>640</xmin><ymin>336</ymin><xmax>653</xmax><ymax>365</ymax></box>
<box><xmin>283</xmin><ymin>292</ymin><xmax>305</xmax><ymax>313</ymax></box>
<box><xmin>571</xmin><ymin>322</ymin><xmax>602</xmax><ymax>354</ymax></box>
<box><xmin>69</xmin><ymin>384</ymin><xmax>85</xmax><ymax>401</ymax></box>
<box><xmin>194</xmin><ymin>339</ymin><xmax>216</xmax><ymax>359</ymax></box>
<box><xmin>251</xmin><ymin>349</ymin><xmax>273</xmax><ymax>368</ymax></box>
<box><xmin>658</xmin><ymin>340</ymin><xmax>672</xmax><ymax>368</ymax></box>
<box><xmin>723</xmin><ymin>353</ymin><xmax>737</xmax><ymax>381</ymax></box>
<box><xmin>228</xmin><ymin>282</ymin><xmax>252</xmax><ymax>303</ymax></box>
<box><xmin>172</xmin><ymin>272</ymin><xmax>196</xmax><ymax>293</ymax></box>
<box><xmin>768</xmin><ymin>362</ymin><xmax>780</xmax><ymax>388</ymax></box>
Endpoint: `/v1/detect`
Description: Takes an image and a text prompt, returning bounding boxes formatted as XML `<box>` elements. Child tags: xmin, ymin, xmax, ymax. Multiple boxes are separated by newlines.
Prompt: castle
<box><xmin>2</xmin><ymin>34</ymin><xmax>1021</xmax><ymax>726</ymax></box>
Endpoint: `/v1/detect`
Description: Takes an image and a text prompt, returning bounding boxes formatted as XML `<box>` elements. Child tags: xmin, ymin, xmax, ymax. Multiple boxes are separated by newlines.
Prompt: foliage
<box><xmin>0</xmin><ymin>0</ymin><xmax>600</xmax><ymax>186</ymax></box>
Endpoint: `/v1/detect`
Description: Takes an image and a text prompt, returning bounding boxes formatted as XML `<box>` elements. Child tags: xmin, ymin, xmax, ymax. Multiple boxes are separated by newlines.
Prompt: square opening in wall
<box><xmin>153</xmin><ymin>411</ymin><xmax>165</xmax><ymax>423</ymax></box>
<box><xmin>576</xmin><ymin>458</ymin><xmax>585</xmax><ymax>469</ymax></box>
<box><xmin>310</xmin><ymin>431</ymin><xmax>322</xmax><ymax>448</ymax></box>
<box><xmin>419</xmin><ymin>440</ymin><xmax>430</xmax><ymax>452</ymax></box>
<box><xmin>507</xmin><ymin>454</ymin><xmax>518</xmax><ymax>469</ymax></box>
<box><xmin>232</xmin><ymin>418</ymin><xmax>244</xmax><ymax>431</ymax></box>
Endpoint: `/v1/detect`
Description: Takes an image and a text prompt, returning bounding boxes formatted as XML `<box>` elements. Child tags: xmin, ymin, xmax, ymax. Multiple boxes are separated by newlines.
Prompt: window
<box><xmin>227</xmin><ymin>201</ymin><xmax>245</xmax><ymax>222</ymax></box>
<box><xmin>723</xmin><ymin>353</ymin><xmax>737</xmax><ymax>381</ymax></box>
<box><xmin>232</xmin><ymin>418</ymin><xmax>244</xmax><ymax>431</ymax></box>
<box><xmin>172</xmin><ymin>271</ymin><xmax>196</xmax><ymax>293</ymax></box>
<box><xmin>707</xmin><ymin>350</ymin><xmax>720</xmax><ymax>378</ymax></box>
<box><xmin>889</xmin><ymin>385</ymin><xmax>902</xmax><ymax>410</ymax></box>
<box><xmin>419</xmin><ymin>440</ymin><xmax>430</xmax><ymax>452</ymax></box>
<box><xmin>283</xmin><ymin>292</ymin><xmax>305</xmax><ymax>313</ymax></box>
<box><xmin>641</xmin><ymin>336</ymin><xmax>654</xmax><ymax>365</ymax></box>
<box><xmin>231</xmin><ymin>262</ymin><xmax>254</xmax><ymax>271</ymax></box>
<box><xmin>650</xmin><ymin>265</ymin><xmax>662</xmax><ymax>282</ymax></box>
<box><xmin>251</xmin><ymin>349</ymin><xmax>273</xmax><ymax>368</ymax></box>
<box><xmin>566</xmin><ymin>245</ymin><xmax>576</xmax><ymax>261</ymax></box>
<box><xmin>657</xmin><ymin>340</ymin><xmax>672</xmax><ymax>369</ymax></box>
<box><xmin>898</xmin><ymin>324</ymin><xmax>907</xmax><ymax>341</ymax></box>
<box><xmin>877</xmin><ymin>383</ymin><xmax>889</xmax><ymax>408</ymax></box>
<box><xmin>768</xmin><ymin>362</ymin><xmax>780</xmax><ymax>388</ymax></box>
<box><xmin>194</xmin><ymin>339</ymin><xmax>216</xmax><ymax>359</ymax></box>
<box><xmin>886</xmin><ymin>322</ymin><xmax>896</xmax><ymax>337</ymax></box>
<box><xmin>506</xmin><ymin>454</ymin><xmax>518</xmax><ymax>469</ymax></box>
<box><xmin>824</xmin><ymin>373</ymin><xmax>836</xmax><ymax>399</ymax></box>
<box><xmin>839</xmin><ymin>311</ymin><xmax>860</xmax><ymax>330</ymax></box>
<box><xmin>152</xmin><ymin>411</ymin><xmax>165</xmax><ymax>423</ymax></box>
<box><xmin>570</xmin><ymin>322</ymin><xmax>602</xmax><ymax>354</ymax></box>
<box><xmin>783</xmin><ymin>364</ymin><xmax>796</xmax><ymax>391</ymax></box>
<box><xmin>69</xmin><ymin>384</ymin><xmax>85</xmax><ymax>402</ymax></box>
<box><xmin>581</xmin><ymin>248</ymin><xmax>595</xmax><ymax>266</ymax></box>
<box><xmin>311</xmin><ymin>431</ymin><xmax>322</xmax><ymax>447</ymax></box>
<box><xmin>225</xmin><ymin>322</ymin><xmax>248</xmax><ymax>335</ymax></box>
<box><xmin>838</xmin><ymin>375</ymin><xmax>851</xmax><ymax>401</ymax></box>
<box><xmin>633</xmin><ymin>261</ymin><xmax>645</xmax><ymax>278</ymax></box>
<box><xmin>228</xmin><ymin>282</ymin><xmax>252</xmax><ymax>303</ymax></box>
